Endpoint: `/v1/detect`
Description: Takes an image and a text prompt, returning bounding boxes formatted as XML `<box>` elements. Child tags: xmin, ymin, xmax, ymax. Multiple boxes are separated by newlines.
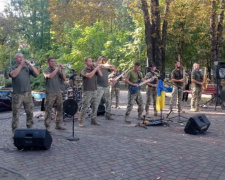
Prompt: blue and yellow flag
<box><xmin>156</xmin><ymin>79</ymin><xmax>166</xmax><ymax>112</ymax></box>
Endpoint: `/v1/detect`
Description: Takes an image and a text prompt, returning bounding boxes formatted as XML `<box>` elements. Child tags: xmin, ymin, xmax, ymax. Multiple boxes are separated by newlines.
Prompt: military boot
<box><xmin>146</xmin><ymin>112</ymin><xmax>151</xmax><ymax>118</ymax></box>
<box><xmin>91</xmin><ymin>118</ymin><xmax>100</xmax><ymax>126</ymax></box>
<box><xmin>138</xmin><ymin>115</ymin><xmax>145</xmax><ymax>120</ymax></box>
<box><xmin>124</xmin><ymin>115</ymin><xmax>131</xmax><ymax>123</ymax></box>
<box><xmin>55</xmin><ymin>123</ymin><xmax>66</xmax><ymax>130</ymax></box>
<box><xmin>154</xmin><ymin>111</ymin><xmax>158</xmax><ymax>116</ymax></box>
<box><xmin>105</xmin><ymin>113</ymin><xmax>114</xmax><ymax>120</ymax></box>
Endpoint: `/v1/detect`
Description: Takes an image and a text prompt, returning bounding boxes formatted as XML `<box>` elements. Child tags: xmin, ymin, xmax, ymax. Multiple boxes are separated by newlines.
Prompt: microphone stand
<box><xmin>67</xmin><ymin>69</ymin><xmax>79</xmax><ymax>141</ymax></box>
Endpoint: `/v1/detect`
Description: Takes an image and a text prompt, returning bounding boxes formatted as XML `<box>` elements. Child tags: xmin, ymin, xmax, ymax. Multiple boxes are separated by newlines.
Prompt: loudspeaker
<box><xmin>14</xmin><ymin>129</ymin><xmax>52</xmax><ymax>150</ymax></box>
<box><xmin>184</xmin><ymin>114</ymin><xmax>210</xmax><ymax>135</ymax></box>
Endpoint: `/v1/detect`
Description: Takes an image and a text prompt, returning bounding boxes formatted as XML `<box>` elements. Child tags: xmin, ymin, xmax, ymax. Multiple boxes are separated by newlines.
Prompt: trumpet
<box><xmin>92</xmin><ymin>62</ymin><xmax>115</xmax><ymax>69</ymax></box>
<box><xmin>61</xmin><ymin>63</ymin><xmax>72</xmax><ymax>69</ymax></box>
<box><xmin>155</xmin><ymin>69</ymin><xmax>160</xmax><ymax>77</ymax></box>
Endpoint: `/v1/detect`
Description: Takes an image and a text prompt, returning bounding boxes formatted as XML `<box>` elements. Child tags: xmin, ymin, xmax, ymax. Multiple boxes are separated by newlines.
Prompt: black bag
<box><xmin>97</xmin><ymin>98</ymin><xmax>105</xmax><ymax>116</ymax></box>
<box><xmin>0</xmin><ymin>93</ymin><xmax>12</xmax><ymax>112</ymax></box>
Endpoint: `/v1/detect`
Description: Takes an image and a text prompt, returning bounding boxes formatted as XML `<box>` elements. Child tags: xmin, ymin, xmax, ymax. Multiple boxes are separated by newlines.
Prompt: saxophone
<box><xmin>202</xmin><ymin>67</ymin><xmax>210</xmax><ymax>90</ymax></box>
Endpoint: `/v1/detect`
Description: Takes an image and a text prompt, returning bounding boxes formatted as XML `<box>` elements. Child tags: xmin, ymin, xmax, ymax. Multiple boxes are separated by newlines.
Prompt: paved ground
<box><xmin>0</xmin><ymin>90</ymin><xmax>225</xmax><ymax>180</ymax></box>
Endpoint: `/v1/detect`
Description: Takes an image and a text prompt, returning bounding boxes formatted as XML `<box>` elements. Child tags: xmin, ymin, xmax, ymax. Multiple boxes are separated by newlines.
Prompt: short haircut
<box><xmin>193</xmin><ymin>62</ymin><xmax>199</xmax><ymax>67</ymax></box>
<box><xmin>150</xmin><ymin>64</ymin><xmax>156</xmax><ymax>68</ymax></box>
<box><xmin>15</xmin><ymin>53</ymin><xmax>23</xmax><ymax>59</ymax></box>
<box><xmin>134</xmin><ymin>62</ymin><xmax>141</xmax><ymax>66</ymax></box>
<box><xmin>174</xmin><ymin>60</ymin><xmax>180</xmax><ymax>64</ymax></box>
<box><xmin>47</xmin><ymin>57</ymin><xmax>55</xmax><ymax>62</ymax></box>
<box><xmin>85</xmin><ymin>57</ymin><xmax>91</xmax><ymax>62</ymax></box>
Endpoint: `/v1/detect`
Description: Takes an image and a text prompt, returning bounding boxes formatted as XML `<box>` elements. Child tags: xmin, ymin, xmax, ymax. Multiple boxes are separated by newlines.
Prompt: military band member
<box><xmin>109</xmin><ymin>68</ymin><xmax>121</xmax><ymax>109</ymax></box>
<box><xmin>169</xmin><ymin>61</ymin><xmax>185</xmax><ymax>113</ymax></box>
<box><xmin>78</xmin><ymin>57</ymin><xmax>103</xmax><ymax>127</ymax></box>
<box><xmin>190</xmin><ymin>63</ymin><xmax>204</xmax><ymax>112</ymax></box>
<box><xmin>94</xmin><ymin>56</ymin><xmax>115</xmax><ymax>120</ymax></box>
<box><xmin>145</xmin><ymin>65</ymin><xmax>158</xmax><ymax>117</ymax></box>
<box><xmin>43</xmin><ymin>57</ymin><xmax>66</xmax><ymax>131</ymax></box>
<box><xmin>10</xmin><ymin>53</ymin><xmax>39</xmax><ymax>135</ymax></box>
<box><xmin>124</xmin><ymin>62</ymin><xmax>144</xmax><ymax>123</ymax></box>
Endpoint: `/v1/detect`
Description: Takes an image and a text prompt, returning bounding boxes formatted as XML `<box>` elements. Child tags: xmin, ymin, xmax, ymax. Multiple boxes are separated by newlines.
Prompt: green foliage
<box><xmin>30</xmin><ymin>73</ymin><xmax>45</xmax><ymax>92</ymax></box>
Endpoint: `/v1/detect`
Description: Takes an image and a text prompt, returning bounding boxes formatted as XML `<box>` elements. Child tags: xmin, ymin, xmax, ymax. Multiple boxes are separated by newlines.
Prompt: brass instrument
<box><xmin>182</xmin><ymin>69</ymin><xmax>189</xmax><ymax>85</ymax></box>
<box><xmin>62</xmin><ymin>63</ymin><xmax>72</xmax><ymax>69</ymax></box>
<box><xmin>92</xmin><ymin>62</ymin><xmax>115</xmax><ymax>69</ymax></box>
<box><xmin>202</xmin><ymin>67</ymin><xmax>210</xmax><ymax>90</ymax></box>
<box><xmin>155</xmin><ymin>69</ymin><xmax>160</xmax><ymax>77</ymax></box>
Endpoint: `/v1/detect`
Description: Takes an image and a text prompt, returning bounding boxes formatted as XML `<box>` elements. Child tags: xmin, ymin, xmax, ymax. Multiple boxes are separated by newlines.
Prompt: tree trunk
<box><xmin>141</xmin><ymin>0</ymin><xmax>153</xmax><ymax>66</ymax></box>
<box><xmin>216</xmin><ymin>0</ymin><xmax>225</xmax><ymax>62</ymax></box>
<box><xmin>210</xmin><ymin>0</ymin><xmax>217</xmax><ymax>67</ymax></box>
<box><xmin>150</xmin><ymin>0</ymin><xmax>162</xmax><ymax>71</ymax></box>
<box><xmin>161</xmin><ymin>0</ymin><xmax>170</xmax><ymax>77</ymax></box>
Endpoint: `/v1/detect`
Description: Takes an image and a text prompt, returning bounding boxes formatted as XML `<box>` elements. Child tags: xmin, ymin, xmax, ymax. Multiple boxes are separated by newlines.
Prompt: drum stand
<box><xmin>67</xmin><ymin>69</ymin><xmax>79</xmax><ymax>141</ymax></box>
<box><xmin>166</xmin><ymin>87</ymin><xmax>188</xmax><ymax>123</ymax></box>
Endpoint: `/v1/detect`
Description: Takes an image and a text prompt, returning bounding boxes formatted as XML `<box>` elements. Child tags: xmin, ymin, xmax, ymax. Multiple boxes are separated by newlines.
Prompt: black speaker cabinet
<box><xmin>14</xmin><ymin>129</ymin><xmax>52</xmax><ymax>150</ymax></box>
<box><xmin>184</xmin><ymin>114</ymin><xmax>210</xmax><ymax>135</ymax></box>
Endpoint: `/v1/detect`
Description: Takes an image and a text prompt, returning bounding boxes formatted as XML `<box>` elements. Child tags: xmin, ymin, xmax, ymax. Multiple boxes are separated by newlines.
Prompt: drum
<box><xmin>63</xmin><ymin>99</ymin><xmax>78</xmax><ymax>116</ymax></box>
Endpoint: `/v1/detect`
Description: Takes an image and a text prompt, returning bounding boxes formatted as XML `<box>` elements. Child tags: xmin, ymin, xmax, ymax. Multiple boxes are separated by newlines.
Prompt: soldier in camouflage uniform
<box><xmin>124</xmin><ymin>62</ymin><xmax>144</xmax><ymax>123</ymax></box>
<box><xmin>190</xmin><ymin>63</ymin><xmax>204</xmax><ymax>112</ymax></box>
<box><xmin>109</xmin><ymin>68</ymin><xmax>121</xmax><ymax>109</ymax></box>
<box><xmin>93</xmin><ymin>56</ymin><xmax>116</xmax><ymax>120</ymax></box>
<box><xmin>9</xmin><ymin>53</ymin><xmax>39</xmax><ymax>135</ymax></box>
<box><xmin>43</xmin><ymin>57</ymin><xmax>67</xmax><ymax>131</ymax></box>
<box><xmin>145</xmin><ymin>65</ymin><xmax>158</xmax><ymax>117</ymax></box>
<box><xmin>169</xmin><ymin>61</ymin><xmax>185</xmax><ymax>113</ymax></box>
<box><xmin>78</xmin><ymin>57</ymin><xmax>103</xmax><ymax>127</ymax></box>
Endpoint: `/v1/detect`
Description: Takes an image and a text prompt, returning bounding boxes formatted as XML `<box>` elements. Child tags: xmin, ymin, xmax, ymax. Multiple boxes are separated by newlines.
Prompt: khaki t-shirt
<box><xmin>126</xmin><ymin>70</ymin><xmax>143</xmax><ymax>83</ymax></box>
<box><xmin>191</xmin><ymin>69</ymin><xmax>203</xmax><ymax>88</ymax></box>
<box><xmin>81</xmin><ymin>67</ymin><xmax>98</xmax><ymax>91</ymax></box>
<box><xmin>44</xmin><ymin>68</ymin><xmax>63</xmax><ymax>93</ymax></box>
<box><xmin>10</xmin><ymin>65</ymin><xmax>34</xmax><ymax>93</ymax></box>
<box><xmin>171</xmin><ymin>69</ymin><xmax>183</xmax><ymax>87</ymax></box>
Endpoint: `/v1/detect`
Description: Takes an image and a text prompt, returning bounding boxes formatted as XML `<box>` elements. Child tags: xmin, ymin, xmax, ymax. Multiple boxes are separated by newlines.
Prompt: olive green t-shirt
<box><xmin>126</xmin><ymin>70</ymin><xmax>143</xmax><ymax>83</ymax></box>
<box><xmin>171</xmin><ymin>69</ymin><xmax>183</xmax><ymax>87</ymax></box>
<box><xmin>97</xmin><ymin>68</ymin><xmax>111</xmax><ymax>87</ymax></box>
<box><xmin>44</xmin><ymin>68</ymin><xmax>63</xmax><ymax>93</ymax></box>
<box><xmin>145</xmin><ymin>71</ymin><xmax>158</xmax><ymax>86</ymax></box>
<box><xmin>10</xmin><ymin>65</ymin><xmax>34</xmax><ymax>93</ymax></box>
<box><xmin>191</xmin><ymin>69</ymin><xmax>203</xmax><ymax>88</ymax></box>
<box><xmin>81</xmin><ymin>67</ymin><xmax>98</xmax><ymax>91</ymax></box>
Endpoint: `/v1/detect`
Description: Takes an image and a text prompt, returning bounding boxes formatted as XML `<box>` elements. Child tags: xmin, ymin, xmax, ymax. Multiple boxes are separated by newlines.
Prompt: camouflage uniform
<box><xmin>111</xmin><ymin>88</ymin><xmax>120</xmax><ymax>107</ymax></box>
<box><xmin>145</xmin><ymin>71</ymin><xmax>157</xmax><ymax>114</ymax></box>
<box><xmin>79</xmin><ymin>91</ymin><xmax>98</xmax><ymax>122</ymax></box>
<box><xmin>10</xmin><ymin>65</ymin><xmax>36</xmax><ymax>132</ymax></box>
<box><xmin>125</xmin><ymin>91</ymin><xmax>143</xmax><ymax>116</ymax></box>
<box><xmin>78</xmin><ymin>66</ymin><xmax>99</xmax><ymax>124</ymax></box>
<box><xmin>44</xmin><ymin>92</ymin><xmax>63</xmax><ymax>128</ymax></box>
<box><xmin>94</xmin><ymin>86</ymin><xmax>111</xmax><ymax>116</ymax></box>
<box><xmin>12</xmin><ymin>92</ymin><xmax>34</xmax><ymax>132</ymax></box>
<box><xmin>125</xmin><ymin>70</ymin><xmax>144</xmax><ymax>117</ymax></box>
<box><xmin>169</xmin><ymin>69</ymin><xmax>184</xmax><ymax>111</ymax></box>
<box><xmin>169</xmin><ymin>86</ymin><xmax>183</xmax><ymax>110</ymax></box>
<box><xmin>43</xmin><ymin>68</ymin><xmax>65</xmax><ymax>129</ymax></box>
<box><xmin>190</xmin><ymin>69</ymin><xmax>203</xmax><ymax>109</ymax></box>
<box><xmin>190</xmin><ymin>86</ymin><xmax>202</xmax><ymax>109</ymax></box>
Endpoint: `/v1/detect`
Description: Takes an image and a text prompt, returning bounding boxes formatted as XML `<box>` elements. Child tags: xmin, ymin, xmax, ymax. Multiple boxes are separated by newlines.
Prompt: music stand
<box><xmin>166</xmin><ymin>87</ymin><xmax>188</xmax><ymax>123</ymax></box>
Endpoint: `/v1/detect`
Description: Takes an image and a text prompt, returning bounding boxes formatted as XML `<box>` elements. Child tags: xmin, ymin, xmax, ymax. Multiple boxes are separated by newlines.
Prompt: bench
<box><xmin>183</xmin><ymin>84</ymin><xmax>217</xmax><ymax>95</ymax></box>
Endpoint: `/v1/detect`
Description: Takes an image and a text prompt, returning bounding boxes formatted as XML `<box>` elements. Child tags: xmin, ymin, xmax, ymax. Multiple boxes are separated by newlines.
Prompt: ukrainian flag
<box><xmin>156</xmin><ymin>79</ymin><xmax>166</xmax><ymax>112</ymax></box>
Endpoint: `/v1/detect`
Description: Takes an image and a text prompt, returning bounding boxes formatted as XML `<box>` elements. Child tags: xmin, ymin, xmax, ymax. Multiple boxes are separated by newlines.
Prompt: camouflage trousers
<box><xmin>78</xmin><ymin>90</ymin><xmax>98</xmax><ymax>122</ymax></box>
<box><xmin>191</xmin><ymin>86</ymin><xmax>202</xmax><ymax>109</ymax></box>
<box><xmin>145</xmin><ymin>86</ymin><xmax>157</xmax><ymax>113</ymax></box>
<box><xmin>111</xmin><ymin>87</ymin><xmax>120</xmax><ymax>107</ymax></box>
<box><xmin>125</xmin><ymin>90</ymin><xmax>144</xmax><ymax>116</ymax></box>
<box><xmin>93</xmin><ymin>86</ymin><xmax>111</xmax><ymax>116</ymax></box>
<box><xmin>44</xmin><ymin>92</ymin><xmax>63</xmax><ymax>128</ymax></box>
<box><xmin>169</xmin><ymin>86</ymin><xmax>183</xmax><ymax>110</ymax></box>
<box><xmin>12</xmin><ymin>92</ymin><xmax>34</xmax><ymax>132</ymax></box>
